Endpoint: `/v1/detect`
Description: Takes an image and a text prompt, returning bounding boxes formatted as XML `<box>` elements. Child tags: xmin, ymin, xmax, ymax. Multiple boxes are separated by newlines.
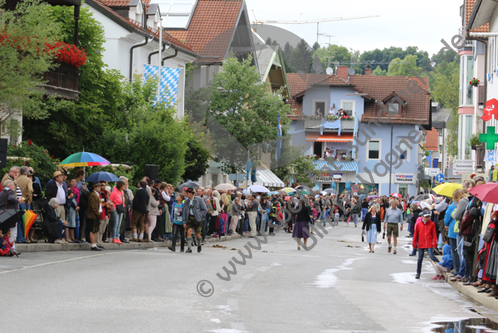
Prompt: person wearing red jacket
<box><xmin>413</xmin><ymin>209</ymin><xmax>439</xmax><ymax>279</ymax></box>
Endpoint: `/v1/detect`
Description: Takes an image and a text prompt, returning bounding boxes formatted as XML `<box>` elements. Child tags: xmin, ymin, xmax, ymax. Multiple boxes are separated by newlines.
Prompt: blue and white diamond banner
<box><xmin>143</xmin><ymin>65</ymin><xmax>181</xmax><ymax>106</ymax></box>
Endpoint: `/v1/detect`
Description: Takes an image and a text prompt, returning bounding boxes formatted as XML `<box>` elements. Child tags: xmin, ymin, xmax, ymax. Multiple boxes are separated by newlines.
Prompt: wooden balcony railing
<box><xmin>42</xmin><ymin>62</ymin><xmax>79</xmax><ymax>99</ymax></box>
<box><xmin>478</xmin><ymin>84</ymin><xmax>485</xmax><ymax>105</ymax></box>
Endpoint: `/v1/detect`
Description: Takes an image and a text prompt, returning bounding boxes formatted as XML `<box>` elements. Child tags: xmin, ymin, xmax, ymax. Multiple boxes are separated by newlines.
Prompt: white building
<box><xmin>84</xmin><ymin>0</ymin><xmax>198</xmax><ymax>118</ymax></box>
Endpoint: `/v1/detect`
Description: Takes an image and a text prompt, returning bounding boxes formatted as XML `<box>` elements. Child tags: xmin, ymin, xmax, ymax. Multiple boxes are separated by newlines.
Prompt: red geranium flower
<box><xmin>28</xmin><ymin>140</ymin><xmax>32</xmax><ymax>146</ymax></box>
<box><xmin>51</xmin><ymin>155</ymin><xmax>54</xmax><ymax>158</ymax></box>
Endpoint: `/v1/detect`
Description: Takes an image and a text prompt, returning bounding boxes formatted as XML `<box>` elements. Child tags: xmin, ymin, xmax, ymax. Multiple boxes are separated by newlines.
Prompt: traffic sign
<box><xmin>434</xmin><ymin>173</ymin><xmax>445</xmax><ymax>183</ymax></box>
<box><xmin>352</xmin><ymin>184</ymin><xmax>359</xmax><ymax>192</ymax></box>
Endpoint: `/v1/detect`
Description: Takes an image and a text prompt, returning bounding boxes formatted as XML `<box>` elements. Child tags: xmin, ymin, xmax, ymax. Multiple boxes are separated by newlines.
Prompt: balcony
<box><xmin>304</xmin><ymin>118</ymin><xmax>355</xmax><ymax>131</ymax></box>
<box><xmin>42</xmin><ymin>63</ymin><xmax>79</xmax><ymax>100</ymax></box>
<box><xmin>478</xmin><ymin>85</ymin><xmax>485</xmax><ymax>105</ymax></box>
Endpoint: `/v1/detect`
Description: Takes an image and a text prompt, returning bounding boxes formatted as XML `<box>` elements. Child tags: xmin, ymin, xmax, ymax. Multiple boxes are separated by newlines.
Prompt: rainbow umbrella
<box><xmin>23</xmin><ymin>210</ymin><xmax>37</xmax><ymax>239</ymax></box>
<box><xmin>60</xmin><ymin>152</ymin><xmax>110</xmax><ymax>168</ymax></box>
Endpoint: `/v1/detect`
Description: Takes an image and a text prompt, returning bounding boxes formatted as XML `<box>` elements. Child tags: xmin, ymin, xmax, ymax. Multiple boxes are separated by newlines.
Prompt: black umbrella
<box><xmin>0</xmin><ymin>209</ymin><xmax>24</xmax><ymax>232</ymax></box>
<box><xmin>179</xmin><ymin>181</ymin><xmax>200</xmax><ymax>190</ymax></box>
<box><xmin>296</xmin><ymin>185</ymin><xmax>312</xmax><ymax>193</ymax></box>
<box><xmin>413</xmin><ymin>194</ymin><xmax>430</xmax><ymax>202</ymax></box>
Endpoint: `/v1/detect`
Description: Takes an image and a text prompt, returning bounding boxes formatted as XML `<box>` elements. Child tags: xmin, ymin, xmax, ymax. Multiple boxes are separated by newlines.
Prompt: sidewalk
<box><xmin>445</xmin><ymin>275</ymin><xmax>498</xmax><ymax>312</ymax></box>
<box><xmin>15</xmin><ymin>234</ymin><xmax>242</xmax><ymax>252</ymax></box>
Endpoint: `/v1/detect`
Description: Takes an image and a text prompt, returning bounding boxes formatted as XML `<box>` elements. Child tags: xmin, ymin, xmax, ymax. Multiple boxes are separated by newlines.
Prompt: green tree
<box><xmin>431</xmin><ymin>61</ymin><xmax>459</xmax><ymax>156</ymax></box>
<box><xmin>290</xmin><ymin>39</ymin><xmax>313</xmax><ymax>73</ymax></box>
<box><xmin>372</xmin><ymin>65</ymin><xmax>387</xmax><ymax>76</ymax></box>
<box><xmin>24</xmin><ymin>6</ymin><xmax>124</xmax><ymax>158</ymax></box>
<box><xmin>273</xmin><ymin>154</ymin><xmax>316</xmax><ymax>187</ymax></box>
<box><xmin>0</xmin><ymin>0</ymin><xmax>62</xmax><ymax>137</ymax></box>
<box><xmin>314</xmin><ymin>44</ymin><xmax>351</xmax><ymax>70</ymax></box>
<box><xmin>208</xmin><ymin>55</ymin><xmax>291</xmax><ymax>173</ymax></box>
<box><xmin>182</xmin><ymin>120</ymin><xmax>212</xmax><ymax>181</ymax></box>
<box><xmin>388</xmin><ymin>54</ymin><xmax>421</xmax><ymax>76</ymax></box>
<box><xmin>282</xmin><ymin>41</ymin><xmax>294</xmax><ymax>73</ymax></box>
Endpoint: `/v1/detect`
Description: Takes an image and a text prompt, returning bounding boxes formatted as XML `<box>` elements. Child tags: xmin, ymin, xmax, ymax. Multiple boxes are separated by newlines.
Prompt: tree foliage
<box><xmin>387</xmin><ymin>54</ymin><xmax>421</xmax><ymax>76</ymax></box>
<box><xmin>0</xmin><ymin>0</ymin><xmax>63</xmax><ymax>137</ymax></box>
<box><xmin>289</xmin><ymin>39</ymin><xmax>313</xmax><ymax>73</ymax></box>
<box><xmin>431</xmin><ymin>61</ymin><xmax>459</xmax><ymax>157</ymax></box>
<box><xmin>208</xmin><ymin>56</ymin><xmax>291</xmax><ymax>173</ymax></box>
<box><xmin>24</xmin><ymin>6</ymin><xmax>124</xmax><ymax>157</ymax></box>
<box><xmin>273</xmin><ymin>154</ymin><xmax>316</xmax><ymax>187</ymax></box>
<box><xmin>1</xmin><ymin>140</ymin><xmax>58</xmax><ymax>184</ymax></box>
<box><xmin>372</xmin><ymin>65</ymin><xmax>387</xmax><ymax>76</ymax></box>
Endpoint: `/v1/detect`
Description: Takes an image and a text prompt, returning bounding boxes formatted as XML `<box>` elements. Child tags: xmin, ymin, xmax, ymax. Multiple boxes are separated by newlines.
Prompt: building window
<box><xmin>399</xmin><ymin>140</ymin><xmax>409</xmax><ymax>161</ymax></box>
<box><xmin>368</xmin><ymin>140</ymin><xmax>380</xmax><ymax>159</ymax></box>
<box><xmin>341</xmin><ymin>101</ymin><xmax>354</xmax><ymax>117</ymax></box>
<box><xmin>158</xmin><ymin>0</ymin><xmax>198</xmax><ymax>29</ymax></box>
<box><xmin>459</xmin><ymin>55</ymin><xmax>474</xmax><ymax>106</ymax></box>
<box><xmin>388</xmin><ymin>102</ymin><xmax>400</xmax><ymax>114</ymax></box>
<box><xmin>313</xmin><ymin>100</ymin><xmax>326</xmax><ymax>117</ymax></box>
<box><xmin>465</xmin><ymin>115</ymin><xmax>472</xmax><ymax>159</ymax></box>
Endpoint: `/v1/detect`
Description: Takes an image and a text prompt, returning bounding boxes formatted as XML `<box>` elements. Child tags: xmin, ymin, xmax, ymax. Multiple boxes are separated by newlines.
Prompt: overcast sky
<box><xmin>245</xmin><ymin>0</ymin><xmax>463</xmax><ymax>56</ymax></box>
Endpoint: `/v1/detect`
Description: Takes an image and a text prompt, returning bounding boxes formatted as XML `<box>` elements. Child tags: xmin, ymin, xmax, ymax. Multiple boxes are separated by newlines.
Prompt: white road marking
<box><xmin>0</xmin><ymin>252</ymin><xmax>115</xmax><ymax>275</ymax></box>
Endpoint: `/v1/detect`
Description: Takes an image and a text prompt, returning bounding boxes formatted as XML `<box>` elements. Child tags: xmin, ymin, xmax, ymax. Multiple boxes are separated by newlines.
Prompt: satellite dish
<box><xmin>326</xmin><ymin>67</ymin><xmax>333</xmax><ymax>75</ymax></box>
<box><xmin>348</xmin><ymin>68</ymin><xmax>356</xmax><ymax>75</ymax></box>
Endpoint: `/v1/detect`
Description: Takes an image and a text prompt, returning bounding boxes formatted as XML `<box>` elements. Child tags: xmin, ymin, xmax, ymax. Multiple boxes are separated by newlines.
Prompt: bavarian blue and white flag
<box><xmin>143</xmin><ymin>65</ymin><xmax>181</xmax><ymax>106</ymax></box>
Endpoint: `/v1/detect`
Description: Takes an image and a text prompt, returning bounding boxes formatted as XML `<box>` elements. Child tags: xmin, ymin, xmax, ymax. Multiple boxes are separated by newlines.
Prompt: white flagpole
<box><xmin>158</xmin><ymin>17</ymin><xmax>163</xmax><ymax>104</ymax></box>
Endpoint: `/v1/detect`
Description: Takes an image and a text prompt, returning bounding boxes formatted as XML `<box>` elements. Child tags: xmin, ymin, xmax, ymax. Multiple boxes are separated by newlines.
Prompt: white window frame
<box><xmin>367</xmin><ymin>139</ymin><xmax>381</xmax><ymax>161</ymax></box>
<box><xmin>341</xmin><ymin>100</ymin><xmax>355</xmax><ymax>118</ymax></box>
<box><xmin>313</xmin><ymin>99</ymin><xmax>327</xmax><ymax>117</ymax></box>
<box><xmin>398</xmin><ymin>139</ymin><xmax>410</xmax><ymax>162</ymax></box>
<box><xmin>388</xmin><ymin>102</ymin><xmax>400</xmax><ymax>114</ymax></box>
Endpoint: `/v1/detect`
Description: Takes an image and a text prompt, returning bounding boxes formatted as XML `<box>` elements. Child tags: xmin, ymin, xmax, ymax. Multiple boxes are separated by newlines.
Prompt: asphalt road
<box><xmin>1</xmin><ymin>222</ymin><xmax>497</xmax><ymax>333</ymax></box>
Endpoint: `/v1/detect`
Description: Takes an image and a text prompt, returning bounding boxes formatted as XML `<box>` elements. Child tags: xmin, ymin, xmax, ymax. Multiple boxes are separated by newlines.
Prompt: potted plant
<box><xmin>469</xmin><ymin>133</ymin><xmax>481</xmax><ymax>150</ymax></box>
<box><xmin>326</xmin><ymin>115</ymin><xmax>338</xmax><ymax>121</ymax></box>
<box><xmin>469</xmin><ymin>78</ymin><xmax>480</xmax><ymax>87</ymax></box>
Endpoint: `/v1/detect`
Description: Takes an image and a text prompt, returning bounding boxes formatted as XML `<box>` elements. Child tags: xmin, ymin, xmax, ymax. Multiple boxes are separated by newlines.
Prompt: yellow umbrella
<box><xmin>281</xmin><ymin>187</ymin><xmax>296</xmax><ymax>193</ymax></box>
<box><xmin>432</xmin><ymin>183</ymin><xmax>462</xmax><ymax>197</ymax></box>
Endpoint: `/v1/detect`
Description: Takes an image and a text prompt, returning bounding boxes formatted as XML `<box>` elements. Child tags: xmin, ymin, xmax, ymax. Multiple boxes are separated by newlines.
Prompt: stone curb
<box><xmin>15</xmin><ymin>234</ymin><xmax>242</xmax><ymax>252</ymax></box>
<box><xmin>444</xmin><ymin>274</ymin><xmax>498</xmax><ymax>312</ymax></box>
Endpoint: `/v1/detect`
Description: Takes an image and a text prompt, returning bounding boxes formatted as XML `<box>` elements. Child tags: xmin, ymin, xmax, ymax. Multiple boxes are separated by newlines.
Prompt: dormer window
<box><xmin>388</xmin><ymin>102</ymin><xmax>400</xmax><ymax>114</ymax></box>
<box><xmin>136</xmin><ymin>0</ymin><xmax>143</xmax><ymax>23</ymax></box>
<box><xmin>383</xmin><ymin>92</ymin><xmax>406</xmax><ymax>115</ymax></box>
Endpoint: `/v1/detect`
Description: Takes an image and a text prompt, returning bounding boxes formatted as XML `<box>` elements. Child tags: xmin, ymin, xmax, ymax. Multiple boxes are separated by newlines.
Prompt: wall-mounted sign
<box><xmin>453</xmin><ymin>160</ymin><xmax>474</xmax><ymax>173</ymax></box>
<box><xmin>316</xmin><ymin>172</ymin><xmax>343</xmax><ymax>182</ymax></box>
<box><xmin>394</xmin><ymin>173</ymin><xmax>415</xmax><ymax>184</ymax></box>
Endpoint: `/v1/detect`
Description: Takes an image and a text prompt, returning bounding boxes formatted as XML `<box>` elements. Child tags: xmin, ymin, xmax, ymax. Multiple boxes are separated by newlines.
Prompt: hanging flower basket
<box><xmin>469</xmin><ymin>78</ymin><xmax>480</xmax><ymax>87</ymax></box>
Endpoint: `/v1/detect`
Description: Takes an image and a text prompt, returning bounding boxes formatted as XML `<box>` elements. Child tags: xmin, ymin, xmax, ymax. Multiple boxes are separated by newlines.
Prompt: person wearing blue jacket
<box><xmin>444</xmin><ymin>201</ymin><xmax>459</xmax><ymax>275</ymax></box>
<box><xmin>433</xmin><ymin>243</ymin><xmax>453</xmax><ymax>280</ymax></box>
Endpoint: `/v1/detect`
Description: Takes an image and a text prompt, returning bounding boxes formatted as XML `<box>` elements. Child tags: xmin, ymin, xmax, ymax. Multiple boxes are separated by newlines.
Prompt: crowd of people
<box><xmin>1</xmin><ymin>166</ymin><xmax>496</xmax><ymax>294</ymax></box>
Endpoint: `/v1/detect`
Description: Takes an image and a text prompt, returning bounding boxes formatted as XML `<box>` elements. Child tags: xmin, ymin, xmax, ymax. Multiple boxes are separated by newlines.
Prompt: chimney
<box><xmin>336</xmin><ymin>66</ymin><xmax>348</xmax><ymax>80</ymax></box>
<box><xmin>364</xmin><ymin>64</ymin><xmax>372</xmax><ymax>76</ymax></box>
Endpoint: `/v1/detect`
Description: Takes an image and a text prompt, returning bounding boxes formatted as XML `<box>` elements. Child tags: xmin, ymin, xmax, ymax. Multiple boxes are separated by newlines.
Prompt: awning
<box><xmin>313</xmin><ymin>160</ymin><xmax>358</xmax><ymax>172</ymax></box>
<box><xmin>306</xmin><ymin>133</ymin><xmax>354</xmax><ymax>142</ymax></box>
<box><xmin>235</xmin><ymin>168</ymin><xmax>285</xmax><ymax>188</ymax></box>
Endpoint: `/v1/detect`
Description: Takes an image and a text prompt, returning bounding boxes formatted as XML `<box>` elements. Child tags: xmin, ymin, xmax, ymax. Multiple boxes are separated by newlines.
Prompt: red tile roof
<box><xmin>424</xmin><ymin>127</ymin><xmax>439</xmax><ymax>151</ymax></box>
<box><xmin>99</xmin><ymin>0</ymin><xmax>130</xmax><ymax>8</ymax></box>
<box><xmin>288</xmin><ymin>73</ymin><xmax>356</xmax><ymax>98</ymax></box>
<box><xmin>165</xmin><ymin>0</ymin><xmax>243</xmax><ymax>64</ymax></box>
<box><xmin>349</xmin><ymin>76</ymin><xmax>431</xmax><ymax>125</ymax></box>
<box><xmin>465</xmin><ymin>0</ymin><xmax>489</xmax><ymax>34</ymax></box>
